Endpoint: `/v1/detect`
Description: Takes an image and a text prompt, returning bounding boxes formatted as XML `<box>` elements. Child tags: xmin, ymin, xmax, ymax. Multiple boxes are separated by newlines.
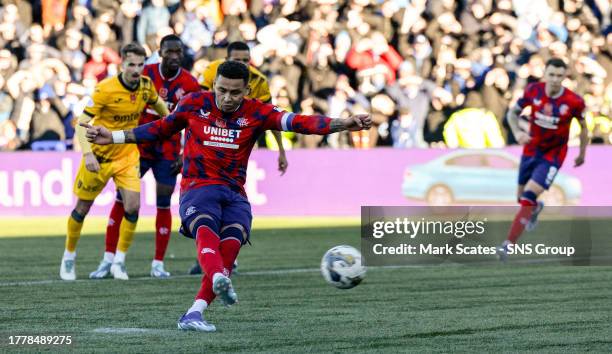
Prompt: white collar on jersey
<box><xmin>158</xmin><ymin>63</ymin><xmax>181</xmax><ymax>81</ymax></box>
<box><xmin>547</xmin><ymin>87</ymin><xmax>565</xmax><ymax>100</ymax></box>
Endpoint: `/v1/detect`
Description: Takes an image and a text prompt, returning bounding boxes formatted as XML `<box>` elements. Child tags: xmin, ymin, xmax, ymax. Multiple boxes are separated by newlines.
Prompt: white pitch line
<box><xmin>0</xmin><ymin>268</ymin><xmax>319</xmax><ymax>287</ymax></box>
<box><xmin>1</xmin><ymin>257</ymin><xmax>607</xmax><ymax>288</ymax></box>
<box><xmin>0</xmin><ymin>265</ymin><xmax>422</xmax><ymax>287</ymax></box>
<box><xmin>91</xmin><ymin>327</ymin><xmax>175</xmax><ymax>334</ymax></box>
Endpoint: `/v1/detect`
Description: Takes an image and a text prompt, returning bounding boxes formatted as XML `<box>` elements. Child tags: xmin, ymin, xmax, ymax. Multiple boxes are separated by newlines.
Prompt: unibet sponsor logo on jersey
<box><xmin>203</xmin><ymin>126</ymin><xmax>242</xmax><ymax>149</ymax></box>
<box><xmin>113</xmin><ymin>112</ymin><xmax>141</xmax><ymax>122</ymax></box>
<box><xmin>534</xmin><ymin>111</ymin><xmax>560</xmax><ymax>129</ymax></box>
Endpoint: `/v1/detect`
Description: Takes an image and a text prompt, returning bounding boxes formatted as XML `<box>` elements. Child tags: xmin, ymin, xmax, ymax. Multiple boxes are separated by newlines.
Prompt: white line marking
<box><xmin>92</xmin><ymin>328</ymin><xmax>174</xmax><ymax>334</ymax></box>
<box><xmin>1</xmin><ymin>257</ymin><xmax>609</xmax><ymax>288</ymax></box>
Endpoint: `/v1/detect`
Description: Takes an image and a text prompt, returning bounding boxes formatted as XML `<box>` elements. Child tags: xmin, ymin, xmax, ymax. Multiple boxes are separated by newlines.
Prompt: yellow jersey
<box><xmin>199</xmin><ymin>59</ymin><xmax>271</xmax><ymax>102</ymax></box>
<box><xmin>83</xmin><ymin>74</ymin><xmax>159</xmax><ymax>161</ymax></box>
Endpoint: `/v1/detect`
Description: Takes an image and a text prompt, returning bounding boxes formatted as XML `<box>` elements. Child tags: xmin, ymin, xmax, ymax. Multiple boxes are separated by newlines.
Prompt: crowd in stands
<box><xmin>0</xmin><ymin>0</ymin><xmax>610</xmax><ymax>151</ymax></box>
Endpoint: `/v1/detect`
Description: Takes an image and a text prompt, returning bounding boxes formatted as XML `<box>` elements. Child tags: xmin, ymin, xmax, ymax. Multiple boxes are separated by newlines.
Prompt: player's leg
<box><xmin>178</xmin><ymin>186</ymin><xmax>226</xmax><ymax>331</ymax></box>
<box><xmin>110</xmin><ymin>188</ymin><xmax>140</xmax><ymax>280</ymax></box>
<box><xmin>498</xmin><ymin>155</ymin><xmax>535</xmax><ymax>261</ymax></box>
<box><xmin>61</xmin><ymin>159</ymin><xmax>111</xmax><ymax>280</ymax></box>
<box><xmin>524</xmin><ymin>161</ymin><xmax>558</xmax><ymax>230</ymax></box>
<box><xmin>110</xmin><ymin>160</ymin><xmax>142</xmax><ymax>280</ymax></box>
<box><xmin>91</xmin><ymin>159</ymin><xmax>150</xmax><ymax>279</ymax></box>
<box><xmin>150</xmin><ymin>159</ymin><xmax>177</xmax><ymax>278</ymax></box>
<box><xmin>501</xmin><ymin>158</ymin><xmax>555</xmax><ymax>259</ymax></box>
<box><xmin>61</xmin><ymin>198</ymin><xmax>94</xmax><ymax>280</ymax></box>
<box><xmin>90</xmin><ymin>190</ymin><xmax>124</xmax><ymax>279</ymax></box>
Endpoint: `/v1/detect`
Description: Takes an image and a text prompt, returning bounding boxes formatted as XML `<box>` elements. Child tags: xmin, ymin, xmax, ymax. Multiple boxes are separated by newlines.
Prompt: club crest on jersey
<box><xmin>533</xmin><ymin>98</ymin><xmax>542</xmax><ymax>106</ymax></box>
<box><xmin>216</xmin><ymin>119</ymin><xmax>227</xmax><ymax>128</ymax></box>
<box><xmin>130</xmin><ymin>93</ymin><xmax>137</xmax><ymax>103</ymax></box>
<box><xmin>237</xmin><ymin>117</ymin><xmax>248</xmax><ymax>127</ymax></box>
<box><xmin>559</xmin><ymin>104</ymin><xmax>569</xmax><ymax>115</ymax></box>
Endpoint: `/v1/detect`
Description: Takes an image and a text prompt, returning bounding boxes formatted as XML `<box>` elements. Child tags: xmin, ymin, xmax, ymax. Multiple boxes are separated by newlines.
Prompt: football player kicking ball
<box><xmin>89</xmin><ymin>35</ymin><xmax>200</xmax><ymax>280</ymax></box>
<box><xmin>82</xmin><ymin>61</ymin><xmax>371</xmax><ymax>331</ymax></box>
<box><xmin>188</xmin><ymin>41</ymin><xmax>289</xmax><ymax>276</ymax></box>
<box><xmin>60</xmin><ymin>43</ymin><xmax>169</xmax><ymax>280</ymax></box>
<box><xmin>497</xmin><ymin>58</ymin><xmax>588</xmax><ymax>261</ymax></box>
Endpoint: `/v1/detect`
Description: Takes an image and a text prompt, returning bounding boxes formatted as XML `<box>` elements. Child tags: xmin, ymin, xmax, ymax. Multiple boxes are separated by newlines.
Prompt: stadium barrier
<box><xmin>0</xmin><ymin>146</ymin><xmax>610</xmax><ymax>217</ymax></box>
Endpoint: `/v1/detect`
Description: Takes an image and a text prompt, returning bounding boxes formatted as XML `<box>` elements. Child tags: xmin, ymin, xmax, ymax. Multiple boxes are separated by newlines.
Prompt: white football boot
<box><xmin>60</xmin><ymin>257</ymin><xmax>76</xmax><ymax>281</ymax></box>
<box><xmin>110</xmin><ymin>262</ymin><xmax>129</xmax><ymax>280</ymax></box>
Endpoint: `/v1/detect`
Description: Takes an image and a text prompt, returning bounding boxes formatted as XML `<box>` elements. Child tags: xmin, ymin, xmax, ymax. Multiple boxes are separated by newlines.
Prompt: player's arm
<box><xmin>261</xmin><ymin>105</ymin><xmax>371</xmax><ymax>135</ymax></box>
<box><xmin>75</xmin><ymin>113</ymin><xmax>101</xmax><ymax>172</ymax></box>
<box><xmin>507</xmin><ymin>87</ymin><xmax>532</xmax><ymax>145</ymax></box>
<box><xmin>574</xmin><ymin>101</ymin><xmax>588</xmax><ymax>167</ymax></box>
<box><xmin>82</xmin><ymin>98</ymin><xmax>192</xmax><ymax>145</ymax></box>
<box><xmin>150</xmin><ymin>96</ymin><xmax>170</xmax><ymax>117</ymax></box>
<box><xmin>254</xmin><ymin>75</ymin><xmax>289</xmax><ymax>174</ymax></box>
<box><xmin>77</xmin><ymin>85</ymin><xmax>110</xmax><ymax>172</ymax></box>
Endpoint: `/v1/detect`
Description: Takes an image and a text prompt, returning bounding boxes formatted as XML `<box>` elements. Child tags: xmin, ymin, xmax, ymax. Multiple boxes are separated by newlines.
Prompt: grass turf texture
<box><xmin>1</xmin><ymin>217</ymin><xmax>611</xmax><ymax>352</ymax></box>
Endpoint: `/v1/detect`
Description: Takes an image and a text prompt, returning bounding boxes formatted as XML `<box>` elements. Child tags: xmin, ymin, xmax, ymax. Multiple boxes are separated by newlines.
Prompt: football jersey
<box><xmin>517</xmin><ymin>82</ymin><xmax>585</xmax><ymax>165</ymax></box>
<box><xmin>199</xmin><ymin>59</ymin><xmax>271</xmax><ymax>102</ymax></box>
<box><xmin>84</xmin><ymin>74</ymin><xmax>159</xmax><ymax>161</ymax></box>
<box><xmin>134</xmin><ymin>91</ymin><xmax>332</xmax><ymax>196</ymax></box>
<box><xmin>139</xmin><ymin>63</ymin><xmax>200</xmax><ymax>161</ymax></box>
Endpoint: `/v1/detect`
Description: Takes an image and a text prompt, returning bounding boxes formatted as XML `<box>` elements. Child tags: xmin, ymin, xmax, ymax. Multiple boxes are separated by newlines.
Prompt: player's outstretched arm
<box><xmin>80</xmin><ymin>123</ymin><xmax>137</xmax><ymax>145</ymax></box>
<box><xmin>331</xmin><ymin>114</ymin><xmax>373</xmax><ymax>132</ymax></box>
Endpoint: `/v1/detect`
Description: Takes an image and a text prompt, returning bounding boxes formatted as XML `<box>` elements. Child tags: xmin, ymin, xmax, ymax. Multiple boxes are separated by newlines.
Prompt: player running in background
<box><xmin>60</xmin><ymin>43</ymin><xmax>169</xmax><ymax>281</ymax></box>
<box><xmin>188</xmin><ymin>40</ymin><xmax>288</xmax><ymax>275</ymax></box>
<box><xmin>82</xmin><ymin>61</ymin><xmax>371</xmax><ymax>331</ymax></box>
<box><xmin>497</xmin><ymin>58</ymin><xmax>588</xmax><ymax>261</ymax></box>
<box><xmin>89</xmin><ymin>35</ymin><xmax>201</xmax><ymax>280</ymax></box>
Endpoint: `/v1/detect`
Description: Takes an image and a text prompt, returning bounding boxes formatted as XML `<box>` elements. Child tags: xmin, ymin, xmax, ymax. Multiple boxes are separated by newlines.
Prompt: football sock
<box><xmin>196</xmin><ymin>226</ymin><xmax>225</xmax><ymax>279</ymax></box>
<box><xmin>196</xmin><ymin>275</ymin><xmax>216</xmax><ymax>304</ymax></box>
<box><xmin>65</xmin><ymin>210</ymin><xmax>85</xmax><ymax>253</ymax></box>
<box><xmin>507</xmin><ymin>191</ymin><xmax>538</xmax><ymax>244</ymax></box>
<box><xmin>63</xmin><ymin>250</ymin><xmax>76</xmax><ymax>260</ymax></box>
<box><xmin>188</xmin><ymin>299</ymin><xmax>208</xmax><ymax>314</ymax></box>
<box><xmin>154</xmin><ymin>207</ymin><xmax>172</xmax><ymax>261</ymax></box>
<box><xmin>105</xmin><ymin>199</ymin><xmax>124</xmax><ymax>253</ymax></box>
<box><xmin>117</xmin><ymin>212</ymin><xmax>138</xmax><ymax>253</ymax></box>
<box><xmin>219</xmin><ymin>238</ymin><xmax>241</xmax><ymax>276</ymax></box>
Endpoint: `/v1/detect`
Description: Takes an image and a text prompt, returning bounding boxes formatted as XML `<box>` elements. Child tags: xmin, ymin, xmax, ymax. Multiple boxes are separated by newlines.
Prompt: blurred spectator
<box><xmin>137</xmin><ymin>0</ymin><xmax>171</xmax><ymax>51</ymax></box>
<box><xmin>0</xmin><ymin>0</ymin><xmax>609</xmax><ymax>151</ymax></box>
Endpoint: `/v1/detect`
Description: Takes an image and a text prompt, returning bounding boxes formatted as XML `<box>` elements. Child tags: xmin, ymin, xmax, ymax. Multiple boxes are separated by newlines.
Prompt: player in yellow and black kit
<box><xmin>60</xmin><ymin>43</ymin><xmax>170</xmax><ymax>281</ymax></box>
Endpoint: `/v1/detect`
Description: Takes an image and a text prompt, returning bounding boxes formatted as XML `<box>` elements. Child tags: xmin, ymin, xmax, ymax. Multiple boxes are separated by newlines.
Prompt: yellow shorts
<box><xmin>73</xmin><ymin>155</ymin><xmax>141</xmax><ymax>201</ymax></box>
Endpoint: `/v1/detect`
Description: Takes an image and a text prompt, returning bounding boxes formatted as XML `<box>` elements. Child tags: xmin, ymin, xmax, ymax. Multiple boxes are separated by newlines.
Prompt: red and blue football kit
<box><xmin>133</xmin><ymin>91</ymin><xmax>332</xmax><ymax>241</ymax></box>
<box><xmin>516</xmin><ymin>82</ymin><xmax>585</xmax><ymax>189</ymax></box>
<box><xmin>138</xmin><ymin>63</ymin><xmax>200</xmax><ymax>184</ymax></box>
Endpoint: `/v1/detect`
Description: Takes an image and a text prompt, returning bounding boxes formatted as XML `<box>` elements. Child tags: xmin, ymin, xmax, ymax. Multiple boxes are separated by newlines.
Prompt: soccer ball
<box><xmin>320</xmin><ymin>245</ymin><xmax>366</xmax><ymax>289</ymax></box>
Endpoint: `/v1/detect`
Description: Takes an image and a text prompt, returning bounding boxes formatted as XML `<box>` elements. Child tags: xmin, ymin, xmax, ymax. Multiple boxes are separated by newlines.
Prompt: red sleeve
<box><xmin>134</xmin><ymin>94</ymin><xmax>193</xmax><ymax>141</ymax></box>
<box><xmin>257</xmin><ymin>102</ymin><xmax>333</xmax><ymax>135</ymax></box>
<box><xmin>516</xmin><ymin>83</ymin><xmax>535</xmax><ymax>109</ymax></box>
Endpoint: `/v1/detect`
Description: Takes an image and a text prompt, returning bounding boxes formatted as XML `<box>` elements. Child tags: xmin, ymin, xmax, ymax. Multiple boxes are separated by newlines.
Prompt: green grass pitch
<box><xmin>1</xmin><ymin>217</ymin><xmax>611</xmax><ymax>353</ymax></box>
